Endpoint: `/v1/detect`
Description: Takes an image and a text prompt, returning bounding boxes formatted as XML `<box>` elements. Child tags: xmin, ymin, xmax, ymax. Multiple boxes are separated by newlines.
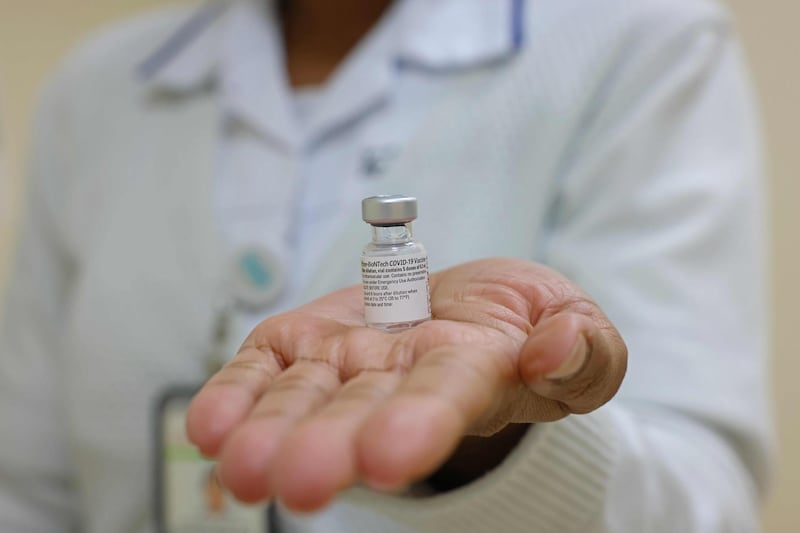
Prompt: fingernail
<box><xmin>545</xmin><ymin>335</ymin><xmax>588</xmax><ymax>381</ymax></box>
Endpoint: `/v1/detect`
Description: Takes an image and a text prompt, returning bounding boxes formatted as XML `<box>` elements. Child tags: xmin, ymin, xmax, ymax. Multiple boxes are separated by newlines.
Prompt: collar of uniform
<box><xmin>137</xmin><ymin>1</ymin><xmax>229</xmax><ymax>92</ymax></box>
<box><xmin>296</xmin><ymin>0</ymin><xmax>526</xmax><ymax>146</ymax></box>
<box><xmin>218</xmin><ymin>0</ymin><xmax>299</xmax><ymax>147</ymax></box>
<box><xmin>138</xmin><ymin>0</ymin><xmax>526</xmax><ymax>90</ymax></box>
<box><xmin>397</xmin><ymin>0</ymin><xmax>526</xmax><ymax>70</ymax></box>
<box><xmin>139</xmin><ymin>0</ymin><xmax>300</xmax><ymax>147</ymax></box>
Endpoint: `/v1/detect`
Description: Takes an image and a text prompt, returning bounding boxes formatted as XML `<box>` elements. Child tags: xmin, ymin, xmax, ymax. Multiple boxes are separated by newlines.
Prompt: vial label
<box><xmin>361</xmin><ymin>251</ymin><xmax>431</xmax><ymax>325</ymax></box>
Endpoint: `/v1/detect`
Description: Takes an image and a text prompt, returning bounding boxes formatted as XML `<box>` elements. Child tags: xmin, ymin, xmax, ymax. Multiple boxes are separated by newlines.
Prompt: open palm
<box><xmin>187</xmin><ymin>258</ymin><xmax>627</xmax><ymax>511</ymax></box>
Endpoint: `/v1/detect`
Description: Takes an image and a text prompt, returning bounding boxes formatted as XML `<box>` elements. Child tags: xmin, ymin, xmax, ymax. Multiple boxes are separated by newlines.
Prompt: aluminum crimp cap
<box><xmin>362</xmin><ymin>195</ymin><xmax>418</xmax><ymax>225</ymax></box>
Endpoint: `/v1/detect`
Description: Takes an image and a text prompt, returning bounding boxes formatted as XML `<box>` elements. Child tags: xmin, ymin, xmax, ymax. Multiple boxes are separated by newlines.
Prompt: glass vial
<box><xmin>361</xmin><ymin>195</ymin><xmax>431</xmax><ymax>332</ymax></box>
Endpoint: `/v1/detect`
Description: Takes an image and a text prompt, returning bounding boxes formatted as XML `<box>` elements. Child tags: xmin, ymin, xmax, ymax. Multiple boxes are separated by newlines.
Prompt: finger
<box><xmin>518</xmin><ymin>312</ymin><xmax>627</xmax><ymax>414</ymax></box>
<box><xmin>186</xmin><ymin>344</ymin><xmax>284</xmax><ymax>457</ymax></box>
<box><xmin>270</xmin><ymin>370</ymin><xmax>404</xmax><ymax>512</ymax></box>
<box><xmin>355</xmin><ymin>344</ymin><xmax>515</xmax><ymax>490</ymax></box>
<box><xmin>217</xmin><ymin>360</ymin><xmax>341</xmax><ymax>503</ymax></box>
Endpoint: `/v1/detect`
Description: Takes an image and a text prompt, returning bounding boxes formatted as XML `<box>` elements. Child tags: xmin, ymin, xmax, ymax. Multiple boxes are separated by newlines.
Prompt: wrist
<box><xmin>425</xmin><ymin>423</ymin><xmax>532</xmax><ymax>493</ymax></box>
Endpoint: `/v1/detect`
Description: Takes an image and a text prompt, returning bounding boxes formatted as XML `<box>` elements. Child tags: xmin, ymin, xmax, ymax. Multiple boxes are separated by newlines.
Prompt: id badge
<box><xmin>154</xmin><ymin>387</ymin><xmax>269</xmax><ymax>533</ymax></box>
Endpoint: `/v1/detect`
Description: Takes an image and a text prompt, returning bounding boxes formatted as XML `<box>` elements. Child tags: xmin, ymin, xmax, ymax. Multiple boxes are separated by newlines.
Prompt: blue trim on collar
<box><xmin>511</xmin><ymin>0</ymin><xmax>526</xmax><ymax>51</ymax></box>
<box><xmin>395</xmin><ymin>0</ymin><xmax>526</xmax><ymax>73</ymax></box>
<box><xmin>139</xmin><ymin>0</ymin><xmax>528</xmax><ymax>86</ymax></box>
<box><xmin>138</xmin><ymin>1</ymin><xmax>226</xmax><ymax>81</ymax></box>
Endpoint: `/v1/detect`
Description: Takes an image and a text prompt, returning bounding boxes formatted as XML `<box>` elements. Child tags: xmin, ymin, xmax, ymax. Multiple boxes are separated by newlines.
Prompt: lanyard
<box><xmin>205</xmin><ymin>307</ymin><xmax>232</xmax><ymax>378</ymax></box>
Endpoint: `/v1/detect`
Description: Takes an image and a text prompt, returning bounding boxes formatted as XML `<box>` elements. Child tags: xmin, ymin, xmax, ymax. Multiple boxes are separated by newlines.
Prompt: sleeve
<box><xmin>346</xmin><ymin>8</ymin><xmax>772</xmax><ymax>533</ymax></box>
<box><xmin>0</xmin><ymin>74</ymin><xmax>82</xmax><ymax>531</ymax></box>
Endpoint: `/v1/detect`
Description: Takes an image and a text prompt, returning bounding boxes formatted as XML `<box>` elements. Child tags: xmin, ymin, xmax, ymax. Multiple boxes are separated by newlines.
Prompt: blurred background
<box><xmin>0</xmin><ymin>1</ymin><xmax>797</xmax><ymax>531</ymax></box>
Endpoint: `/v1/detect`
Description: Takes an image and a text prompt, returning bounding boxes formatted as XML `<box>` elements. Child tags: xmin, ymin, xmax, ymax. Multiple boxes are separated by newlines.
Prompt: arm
<box><xmin>545</xmin><ymin>16</ymin><xmax>770</xmax><ymax>530</ymax></box>
<box><xmin>374</xmin><ymin>12</ymin><xmax>770</xmax><ymax>532</ymax></box>
<box><xmin>0</xmin><ymin>76</ymin><xmax>80</xmax><ymax>531</ymax></box>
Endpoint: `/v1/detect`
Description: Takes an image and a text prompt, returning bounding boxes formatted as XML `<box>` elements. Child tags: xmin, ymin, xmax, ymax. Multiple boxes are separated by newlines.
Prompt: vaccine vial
<box><xmin>361</xmin><ymin>195</ymin><xmax>431</xmax><ymax>332</ymax></box>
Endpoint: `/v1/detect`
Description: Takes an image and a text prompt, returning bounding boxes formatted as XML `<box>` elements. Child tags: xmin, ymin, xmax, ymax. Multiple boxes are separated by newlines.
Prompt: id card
<box><xmin>154</xmin><ymin>387</ymin><xmax>269</xmax><ymax>533</ymax></box>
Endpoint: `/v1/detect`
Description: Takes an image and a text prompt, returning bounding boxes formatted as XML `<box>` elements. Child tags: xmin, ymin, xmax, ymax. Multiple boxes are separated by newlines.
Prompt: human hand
<box><xmin>186</xmin><ymin>258</ymin><xmax>627</xmax><ymax>511</ymax></box>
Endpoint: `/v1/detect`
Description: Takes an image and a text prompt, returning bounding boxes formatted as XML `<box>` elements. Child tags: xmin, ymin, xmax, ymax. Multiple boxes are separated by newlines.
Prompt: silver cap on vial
<box><xmin>362</xmin><ymin>195</ymin><xmax>418</xmax><ymax>225</ymax></box>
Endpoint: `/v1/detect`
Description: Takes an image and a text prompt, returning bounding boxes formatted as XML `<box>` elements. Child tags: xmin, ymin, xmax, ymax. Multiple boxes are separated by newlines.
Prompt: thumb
<box><xmin>518</xmin><ymin>312</ymin><xmax>627</xmax><ymax>415</ymax></box>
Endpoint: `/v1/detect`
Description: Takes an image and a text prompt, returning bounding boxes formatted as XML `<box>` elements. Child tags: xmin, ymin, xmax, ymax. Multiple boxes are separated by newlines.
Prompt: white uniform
<box><xmin>0</xmin><ymin>0</ymin><xmax>772</xmax><ymax>532</ymax></box>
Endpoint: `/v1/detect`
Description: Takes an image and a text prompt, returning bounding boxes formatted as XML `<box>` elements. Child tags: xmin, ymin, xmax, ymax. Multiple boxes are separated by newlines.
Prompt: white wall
<box><xmin>726</xmin><ymin>1</ymin><xmax>800</xmax><ymax>531</ymax></box>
